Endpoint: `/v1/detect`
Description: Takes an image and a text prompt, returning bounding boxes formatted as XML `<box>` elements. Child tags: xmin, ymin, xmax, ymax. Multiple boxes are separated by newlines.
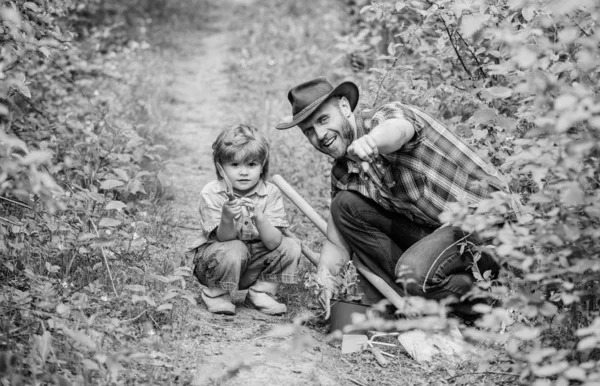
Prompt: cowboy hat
<box><xmin>276</xmin><ymin>77</ymin><xmax>359</xmax><ymax>130</ymax></box>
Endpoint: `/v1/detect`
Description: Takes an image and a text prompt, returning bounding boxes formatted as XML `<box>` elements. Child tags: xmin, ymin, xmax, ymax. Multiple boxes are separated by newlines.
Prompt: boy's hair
<box><xmin>212</xmin><ymin>123</ymin><xmax>270</xmax><ymax>181</ymax></box>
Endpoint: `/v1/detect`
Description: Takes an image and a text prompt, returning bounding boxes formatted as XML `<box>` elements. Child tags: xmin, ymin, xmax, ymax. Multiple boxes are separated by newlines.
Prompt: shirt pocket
<box><xmin>391</xmin><ymin>167</ymin><xmax>427</xmax><ymax>202</ymax></box>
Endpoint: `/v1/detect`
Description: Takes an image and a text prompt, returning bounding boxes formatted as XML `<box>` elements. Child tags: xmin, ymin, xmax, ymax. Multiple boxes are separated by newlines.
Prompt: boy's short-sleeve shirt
<box><xmin>187</xmin><ymin>180</ymin><xmax>289</xmax><ymax>251</ymax></box>
<box><xmin>330</xmin><ymin>102</ymin><xmax>507</xmax><ymax>226</ymax></box>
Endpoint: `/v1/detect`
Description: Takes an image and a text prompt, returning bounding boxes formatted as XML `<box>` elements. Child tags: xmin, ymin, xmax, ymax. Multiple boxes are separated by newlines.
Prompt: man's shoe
<box><xmin>201</xmin><ymin>290</ymin><xmax>236</xmax><ymax>315</ymax></box>
<box><xmin>244</xmin><ymin>288</ymin><xmax>286</xmax><ymax>315</ymax></box>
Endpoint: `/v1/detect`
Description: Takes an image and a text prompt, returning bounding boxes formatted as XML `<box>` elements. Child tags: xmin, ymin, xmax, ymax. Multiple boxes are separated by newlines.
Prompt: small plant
<box><xmin>304</xmin><ymin>261</ymin><xmax>363</xmax><ymax>303</ymax></box>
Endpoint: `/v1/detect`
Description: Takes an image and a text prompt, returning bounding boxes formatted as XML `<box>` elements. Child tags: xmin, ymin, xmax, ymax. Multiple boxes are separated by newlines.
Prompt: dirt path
<box><xmin>158</xmin><ymin>1</ymin><xmax>343</xmax><ymax>385</ymax></box>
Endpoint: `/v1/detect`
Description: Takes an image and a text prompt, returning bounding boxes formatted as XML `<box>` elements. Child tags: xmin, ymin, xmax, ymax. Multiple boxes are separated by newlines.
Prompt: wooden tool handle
<box><xmin>371</xmin><ymin>347</ymin><xmax>389</xmax><ymax>367</ymax></box>
<box><xmin>272</xmin><ymin>174</ymin><xmax>327</xmax><ymax>235</ymax></box>
<box><xmin>282</xmin><ymin>228</ymin><xmax>319</xmax><ymax>267</ymax></box>
<box><xmin>272</xmin><ymin>174</ymin><xmax>408</xmax><ymax>312</ymax></box>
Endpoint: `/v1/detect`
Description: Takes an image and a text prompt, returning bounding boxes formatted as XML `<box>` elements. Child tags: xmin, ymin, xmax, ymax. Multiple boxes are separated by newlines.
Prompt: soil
<box><xmin>137</xmin><ymin>0</ymin><xmax>433</xmax><ymax>385</ymax></box>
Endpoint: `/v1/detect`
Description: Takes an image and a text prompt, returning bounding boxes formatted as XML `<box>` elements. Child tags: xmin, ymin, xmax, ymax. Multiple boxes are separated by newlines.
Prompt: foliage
<box><xmin>304</xmin><ymin>261</ymin><xmax>363</xmax><ymax>303</ymax></box>
<box><xmin>0</xmin><ymin>0</ymin><xmax>207</xmax><ymax>384</ymax></box>
<box><xmin>343</xmin><ymin>0</ymin><xmax>600</xmax><ymax>383</ymax></box>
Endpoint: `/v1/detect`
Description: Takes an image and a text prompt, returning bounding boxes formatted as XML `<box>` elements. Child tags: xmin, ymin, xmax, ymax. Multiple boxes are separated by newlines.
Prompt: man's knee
<box><xmin>331</xmin><ymin>191</ymin><xmax>368</xmax><ymax>229</ymax></box>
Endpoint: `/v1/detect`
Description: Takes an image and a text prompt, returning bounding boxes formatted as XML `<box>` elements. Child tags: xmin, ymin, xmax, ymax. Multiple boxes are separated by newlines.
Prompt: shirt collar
<box><xmin>217</xmin><ymin>179</ymin><xmax>268</xmax><ymax>197</ymax></box>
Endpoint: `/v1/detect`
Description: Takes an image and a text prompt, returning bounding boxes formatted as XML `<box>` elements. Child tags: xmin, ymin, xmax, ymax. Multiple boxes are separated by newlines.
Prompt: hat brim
<box><xmin>276</xmin><ymin>81</ymin><xmax>359</xmax><ymax>130</ymax></box>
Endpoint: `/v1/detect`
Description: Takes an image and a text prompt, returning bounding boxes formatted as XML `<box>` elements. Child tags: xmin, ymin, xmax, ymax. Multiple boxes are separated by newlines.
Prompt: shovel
<box><xmin>216</xmin><ymin>162</ymin><xmax>236</xmax><ymax>201</ymax></box>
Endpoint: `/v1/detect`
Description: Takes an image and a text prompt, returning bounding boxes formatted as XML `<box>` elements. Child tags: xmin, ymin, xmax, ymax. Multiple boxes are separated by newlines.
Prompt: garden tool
<box><xmin>271</xmin><ymin>174</ymin><xmax>471</xmax><ymax>365</ymax></box>
<box><xmin>341</xmin><ymin>334</ymin><xmax>396</xmax><ymax>367</ymax></box>
<box><xmin>216</xmin><ymin>162</ymin><xmax>236</xmax><ymax>201</ymax></box>
<box><xmin>340</xmin><ymin>332</ymin><xmax>398</xmax><ymax>354</ymax></box>
<box><xmin>216</xmin><ymin>163</ymin><xmax>253</xmax><ymax>219</ymax></box>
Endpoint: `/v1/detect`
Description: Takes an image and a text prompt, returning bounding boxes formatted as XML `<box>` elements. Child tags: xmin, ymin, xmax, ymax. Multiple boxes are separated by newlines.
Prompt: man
<box><xmin>276</xmin><ymin>77</ymin><xmax>507</xmax><ymax>321</ymax></box>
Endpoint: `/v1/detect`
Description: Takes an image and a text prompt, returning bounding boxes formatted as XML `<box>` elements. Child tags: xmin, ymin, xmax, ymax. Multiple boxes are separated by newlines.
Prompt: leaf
<box><xmin>359</xmin><ymin>5</ymin><xmax>372</xmax><ymax>14</ymax></box>
<box><xmin>32</xmin><ymin>330</ymin><xmax>52</xmax><ymax>364</ymax></box>
<box><xmin>125</xmin><ymin>284</ymin><xmax>146</xmax><ymax>293</ymax></box>
<box><xmin>131</xmin><ymin>295</ymin><xmax>156</xmax><ymax>307</ymax></box>
<box><xmin>56</xmin><ymin>303</ymin><xmax>70</xmax><ymax>315</ymax></box>
<box><xmin>515</xmin><ymin>46</ymin><xmax>538</xmax><ymax>68</ymax></box>
<box><xmin>472</xmin><ymin>129</ymin><xmax>488</xmax><ymax>141</ymax></box>
<box><xmin>105</xmin><ymin>201</ymin><xmax>126</xmax><ymax>211</ymax></box>
<box><xmin>20</xmin><ymin>151</ymin><xmax>51</xmax><ymax>165</ymax></box>
<box><xmin>162</xmin><ymin>290</ymin><xmax>179</xmax><ymax>302</ymax></box>
<box><xmin>23</xmin><ymin>2</ymin><xmax>42</xmax><ymax>12</ymax></box>
<box><xmin>538</xmin><ymin>301</ymin><xmax>558</xmax><ymax>317</ymax></box>
<box><xmin>180</xmin><ymin>293</ymin><xmax>197</xmax><ymax>305</ymax></box>
<box><xmin>62</xmin><ymin>327</ymin><xmax>96</xmax><ymax>349</ymax></box>
<box><xmin>521</xmin><ymin>6</ymin><xmax>535</xmax><ymax>21</ymax></box>
<box><xmin>513</xmin><ymin>326</ymin><xmax>540</xmax><ymax>340</ymax></box>
<box><xmin>561</xmin><ymin>183</ymin><xmax>585</xmax><ymax>206</ymax></box>
<box><xmin>564</xmin><ymin>367</ymin><xmax>586</xmax><ymax>381</ymax></box>
<box><xmin>38</xmin><ymin>46</ymin><xmax>51</xmax><ymax>58</ymax></box>
<box><xmin>148</xmin><ymin>274</ymin><xmax>170</xmax><ymax>283</ymax></box>
<box><xmin>470</xmin><ymin>108</ymin><xmax>497</xmax><ymax>124</ymax></box>
<box><xmin>554</xmin><ymin>94</ymin><xmax>578</xmax><ymax>110</ymax></box>
<box><xmin>127</xmin><ymin>179</ymin><xmax>146</xmax><ymax>195</ymax></box>
<box><xmin>81</xmin><ymin>358</ymin><xmax>100</xmax><ymax>371</ymax></box>
<box><xmin>98</xmin><ymin>218</ymin><xmax>121</xmax><ymax>228</ymax></box>
<box><xmin>533</xmin><ymin>361</ymin><xmax>569</xmax><ymax>377</ymax></box>
<box><xmin>395</xmin><ymin>2</ymin><xmax>406</xmax><ymax>12</ymax></box>
<box><xmin>460</xmin><ymin>14</ymin><xmax>490</xmax><ymax>38</ymax></box>
<box><xmin>577</xmin><ymin>336</ymin><xmax>597</xmax><ymax>351</ymax></box>
<box><xmin>100</xmin><ymin>179</ymin><xmax>124</xmax><ymax>190</ymax></box>
<box><xmin>156</xmin><ymin>303</ymin><xmax>173</xmax><ymax>312</ymax></box>
<box><xmin>0</xmin><ymin>7</ymin><xmax>22</xmax><ymax>24</ymax></box>
<box><xmin>18</xmin><ymin>84</ymin><xmax>31</xmax><ymax>98</ymax></box>
<box><xmin>485</xmin><ymin>87</ymin><xmax>512</xmax><ymax>99</ymax></box>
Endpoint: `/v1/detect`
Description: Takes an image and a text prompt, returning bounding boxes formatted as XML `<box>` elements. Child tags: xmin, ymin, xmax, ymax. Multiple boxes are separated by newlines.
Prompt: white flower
<box><xmin>101</xmin><ymin>295</ymin><xmax>108</xmax><ymax>302</ymax></box>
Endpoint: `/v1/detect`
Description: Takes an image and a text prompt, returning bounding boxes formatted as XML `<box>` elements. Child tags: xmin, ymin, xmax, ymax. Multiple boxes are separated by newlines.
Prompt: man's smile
<box><xmin>322</xmin><ymin>135</ymin><xmax>337</xmax><ymax>148</ymax></box>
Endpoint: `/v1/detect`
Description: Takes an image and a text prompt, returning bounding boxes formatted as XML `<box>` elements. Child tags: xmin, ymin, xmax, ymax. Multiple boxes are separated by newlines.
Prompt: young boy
<box><xmin>188</xmin><ymin>124</ymin><xmax>301</xmax><ymax>315</ymax></box>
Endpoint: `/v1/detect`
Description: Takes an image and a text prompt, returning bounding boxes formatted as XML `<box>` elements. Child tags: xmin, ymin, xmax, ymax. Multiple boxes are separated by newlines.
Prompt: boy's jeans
<box><xmin>331</xmin><ymin>191</ymin><xmax>500</xmax><ymax>319</ymax></box>
<box><xmin>193</xmin><ymin>237</ymin><xmax>301</xmax><ymax>291</ymax></box>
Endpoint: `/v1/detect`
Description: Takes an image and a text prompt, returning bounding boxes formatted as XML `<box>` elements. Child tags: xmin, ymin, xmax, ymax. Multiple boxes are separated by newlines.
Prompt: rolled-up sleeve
<box><xmin>264</xmin><ymin>186</ymin><xmax>289</xmax><ymax>228</ymax></box>
<box><xmin>199</xmin><ymin>190</ymin><xmax>225</xmax><ymax>234</ymax></box>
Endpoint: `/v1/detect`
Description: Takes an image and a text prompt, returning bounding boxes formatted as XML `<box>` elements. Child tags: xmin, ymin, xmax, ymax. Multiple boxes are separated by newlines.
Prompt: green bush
<box><xmin>347</xmin><ymin>0</ymin><xmax>600</xmax><ymax>383</ymax></box>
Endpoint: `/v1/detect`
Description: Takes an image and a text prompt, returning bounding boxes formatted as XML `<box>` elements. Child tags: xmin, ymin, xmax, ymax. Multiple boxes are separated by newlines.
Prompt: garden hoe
<box><xmin>272</xmin><ymin>174</ymin><xmax>470</xmax><ymax>365</ymax></box>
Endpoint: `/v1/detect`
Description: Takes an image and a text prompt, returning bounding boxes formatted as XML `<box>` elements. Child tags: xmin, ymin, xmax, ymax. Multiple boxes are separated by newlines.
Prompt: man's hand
<box><xmin>316</xmin><ymin>267</ymin><xmax>337</xmax><ymax>320</ymax></box>
<box><xmin>318</xmin><ymin>287</ymin><xmax>334</xmax><ymax>320</ymax></box>
<box><xmin>347</xmin><ymin>134</ymin><xmax>378</xmax><ymax>172</ymax></box>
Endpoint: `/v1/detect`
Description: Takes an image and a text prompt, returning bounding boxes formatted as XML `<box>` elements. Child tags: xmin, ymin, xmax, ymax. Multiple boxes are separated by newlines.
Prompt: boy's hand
<box><xmin>222</xmin><ymin>199</ymin><xmax>242</xmax><ymax>221</ymax></box>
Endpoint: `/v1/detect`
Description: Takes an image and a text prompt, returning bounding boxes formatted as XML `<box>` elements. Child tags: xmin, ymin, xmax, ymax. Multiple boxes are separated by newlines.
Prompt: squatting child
<box><xmin>188</xmin><ymin>123</ymin><xmax>301</xmax><ymax>315</ymax></box>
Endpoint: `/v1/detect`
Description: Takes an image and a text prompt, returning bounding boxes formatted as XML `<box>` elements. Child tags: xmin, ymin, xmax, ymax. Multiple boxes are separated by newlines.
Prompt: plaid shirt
<box><xmin>331</xmin><ymin>102</ymin><xmax>505</xmax><ymax>226</ymax></box>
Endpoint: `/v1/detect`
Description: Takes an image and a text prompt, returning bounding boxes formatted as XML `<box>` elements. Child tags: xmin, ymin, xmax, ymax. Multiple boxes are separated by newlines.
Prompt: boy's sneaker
<box><xmin>201</xmin><ymin>290</ymin><xmax>236</xmax><ymax>315</ymax></box>
<box><xmin>244</xmin><ymin>288</ymin><xmax>286</xmax><ymax>315</ymax></box>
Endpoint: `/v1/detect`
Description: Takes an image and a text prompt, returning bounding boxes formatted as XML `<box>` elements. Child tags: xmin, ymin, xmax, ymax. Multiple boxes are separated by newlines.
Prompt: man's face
<box><xmin>297</xmin><ymin>98</ymin><xmax>355</xmax><ymax>160</ymax></box>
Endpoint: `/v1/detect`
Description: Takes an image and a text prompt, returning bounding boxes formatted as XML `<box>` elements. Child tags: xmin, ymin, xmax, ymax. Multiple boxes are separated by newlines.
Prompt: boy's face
<box><xmin>221</xmin><ymin>156</ymin><xmax>263</xmax><ymax>195</ymax></box>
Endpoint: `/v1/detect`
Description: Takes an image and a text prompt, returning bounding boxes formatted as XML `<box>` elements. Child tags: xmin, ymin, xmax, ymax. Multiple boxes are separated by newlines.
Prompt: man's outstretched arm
<box><xmin>347</xmin><ymin>117</ymin><xmax>415</xmax><ymax>166</ymax></box>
